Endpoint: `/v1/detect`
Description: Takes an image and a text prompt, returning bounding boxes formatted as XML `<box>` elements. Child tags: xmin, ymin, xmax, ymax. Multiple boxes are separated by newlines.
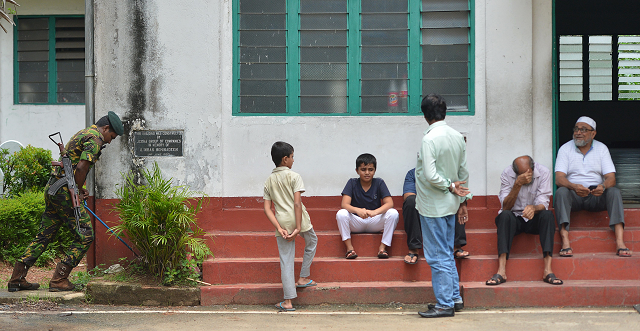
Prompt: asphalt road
<box><xmin>1</xmin><ymin>306</ymin><xmax>639</xmax><ymax>331</ymax></box>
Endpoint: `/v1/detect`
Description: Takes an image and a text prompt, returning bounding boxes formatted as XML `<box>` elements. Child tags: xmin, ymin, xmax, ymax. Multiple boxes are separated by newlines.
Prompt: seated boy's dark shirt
<box><xmin>341</xmin><ymin>178</ymin><xmax>392</xmax><ymax>212</ymax></box>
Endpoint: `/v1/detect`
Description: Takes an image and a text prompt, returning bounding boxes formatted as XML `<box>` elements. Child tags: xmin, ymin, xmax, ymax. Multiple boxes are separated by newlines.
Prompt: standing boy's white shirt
<box><xmin>263</xmin><ymin>166</ymin><xmax>313</xmax><ymax>237</ymax></box>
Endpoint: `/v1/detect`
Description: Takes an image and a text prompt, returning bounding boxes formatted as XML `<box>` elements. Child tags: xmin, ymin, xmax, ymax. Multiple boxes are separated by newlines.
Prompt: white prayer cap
<box><xmin>576</xmin><ymin>116</ymin><xmax>596</xmax><ymax>130</ymax></box>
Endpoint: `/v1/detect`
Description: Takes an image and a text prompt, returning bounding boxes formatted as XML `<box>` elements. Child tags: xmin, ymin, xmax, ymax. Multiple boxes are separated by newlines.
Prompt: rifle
<box><xmin>48</xmin><ymin>132</ymin><xmax>83</xmax><ymax>231</ymax></box>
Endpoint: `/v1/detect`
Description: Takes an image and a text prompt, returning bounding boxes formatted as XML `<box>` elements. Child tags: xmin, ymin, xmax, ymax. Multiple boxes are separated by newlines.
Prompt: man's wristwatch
<box><xmin>449</xmin><ymin>182</ymin><xmax>456</xmax><ymax>193</ymax></box>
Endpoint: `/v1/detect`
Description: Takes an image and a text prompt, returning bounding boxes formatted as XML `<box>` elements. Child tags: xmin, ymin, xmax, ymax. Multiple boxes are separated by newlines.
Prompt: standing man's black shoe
<box><xmin>428</xmin><ymin>302</ymin><xmax>463</xmax><ymax>312</ymax></box>
<box><xmin>418</xmin><ymin>307</ymin><xmax>455</xmax><ymax>318</ymax></box>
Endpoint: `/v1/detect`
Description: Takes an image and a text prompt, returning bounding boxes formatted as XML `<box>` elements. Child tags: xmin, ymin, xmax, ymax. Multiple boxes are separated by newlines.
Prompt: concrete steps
<box><xmin>200</xmin><ymin>196</ymin><xmax>640</xmax><ymax>307</ymax></box>
<box><xmin>207</xmin><ymin>227</ymin><xmax>640</xmax><ymax>258</ymax></box>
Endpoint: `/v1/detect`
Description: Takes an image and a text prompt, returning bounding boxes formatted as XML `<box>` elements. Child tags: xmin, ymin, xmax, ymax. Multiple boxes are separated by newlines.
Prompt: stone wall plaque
<box><xmin>133</xmin><ymin>130</ymin><xmax>183</xmax><ymax>157</ymax></box>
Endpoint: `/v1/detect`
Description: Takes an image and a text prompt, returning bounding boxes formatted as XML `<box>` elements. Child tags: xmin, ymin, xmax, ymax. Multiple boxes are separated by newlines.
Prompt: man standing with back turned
<box><xmin>415</xmin><ymin>94</ymin><xmax>471</xmax><ymax>318</ymax></box>
<box><xmin>7</xmin><ymin>112</ymin><xmax>123</xmax><ymax>292</ymax></box>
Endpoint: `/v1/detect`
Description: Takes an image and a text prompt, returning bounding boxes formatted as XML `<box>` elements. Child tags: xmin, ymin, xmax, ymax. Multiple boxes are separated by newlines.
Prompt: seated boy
<box><xmin>336</xmin><ymin>153</ymin><xmax>399</xmax><ymax>259</ymax></box>
<box><xmin>263</xmin><ymin>141</ymin><xmax>318</xmax><ymax>312</ymax></box>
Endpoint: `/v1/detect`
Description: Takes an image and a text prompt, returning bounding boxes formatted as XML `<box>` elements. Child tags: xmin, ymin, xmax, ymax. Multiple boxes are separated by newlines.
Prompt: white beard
<box><xmin>573</xmin><ymin>137</ymin><xmax>589</xmax><ymax>147</ymax></box>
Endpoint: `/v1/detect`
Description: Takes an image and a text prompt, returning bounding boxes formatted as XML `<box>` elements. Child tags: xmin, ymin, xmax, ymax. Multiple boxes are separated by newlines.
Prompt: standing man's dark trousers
<box><xmin>554</xmin><ymin>186</ymin><xmax>625</xmax><ymax>230</ymax></box>
<box><xmin>496</xmin><ymin>210</ymin><xmax>555</xmax><ymax>259</ymax></box>
<box><xmin>403</xmin><ymin>195</ymin><xmax>466</xmax><ymax>250</ymax></box>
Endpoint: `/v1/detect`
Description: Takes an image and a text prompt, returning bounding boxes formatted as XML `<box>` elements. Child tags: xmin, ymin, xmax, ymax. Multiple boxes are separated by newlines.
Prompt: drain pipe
<box><xmin>85</xmin><ymin>0</ymin><xmax>96</xmax><ymax>268</ymax></box>
<box><xmin>85</xmin><ymin>0</ymin><xmax>95</xmax><ymax>197</ymax></box>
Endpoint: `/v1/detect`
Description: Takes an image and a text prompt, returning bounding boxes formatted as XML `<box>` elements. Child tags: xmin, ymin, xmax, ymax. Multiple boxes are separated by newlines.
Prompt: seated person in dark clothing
<box><xmin>402</xmin><ymin>168</ymin><xmax>469</xmax><ymax>264</ymax></box>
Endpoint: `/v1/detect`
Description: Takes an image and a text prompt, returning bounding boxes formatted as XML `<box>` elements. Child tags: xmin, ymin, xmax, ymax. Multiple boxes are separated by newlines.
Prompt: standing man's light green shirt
<box><xmin>416</xmin><ymin>121</ymin><xmax>470</xmax><ymax>217</ymax></box>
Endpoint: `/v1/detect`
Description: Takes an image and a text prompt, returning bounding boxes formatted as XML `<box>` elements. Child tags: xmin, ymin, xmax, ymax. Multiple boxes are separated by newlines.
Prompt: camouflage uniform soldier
<box><xmin>8</xmin><ymin>112</ymin><xmax>124</xmax><ymax>292</ymax></box>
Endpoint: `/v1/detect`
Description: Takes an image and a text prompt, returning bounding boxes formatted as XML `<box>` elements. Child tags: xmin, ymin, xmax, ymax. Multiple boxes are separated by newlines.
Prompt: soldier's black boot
<box><xmin>49</xmin><ymin>262</ymin><xmax>76</xmax><ymax>292</ymax></box>
<box><xmin>7</xmin><ymin>261</ymin><xmax>40</xmax><ymax>292</ymax></box>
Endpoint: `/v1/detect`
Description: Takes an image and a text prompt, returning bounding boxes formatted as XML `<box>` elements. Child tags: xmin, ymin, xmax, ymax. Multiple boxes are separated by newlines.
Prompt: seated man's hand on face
<box><xmin>515</xmin><ymin>169</ymin><xmax>533</xmax><ymax>186</ymax></box>
<box><xmin>522</xmin><ymin>205</ymin><xmax>535</xmax><ymax>219</ymax></box>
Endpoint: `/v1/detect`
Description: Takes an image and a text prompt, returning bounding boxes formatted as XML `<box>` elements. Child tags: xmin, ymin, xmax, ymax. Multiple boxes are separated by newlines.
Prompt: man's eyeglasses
<box><xmin>573</xmin><ymin>127</ymin><xmax>594</xmax><ymax>133</ymax></box>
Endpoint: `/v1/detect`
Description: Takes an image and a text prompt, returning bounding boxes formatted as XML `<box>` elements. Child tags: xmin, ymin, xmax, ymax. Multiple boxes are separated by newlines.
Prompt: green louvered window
<box><xmin>233</xmin><ymin>0</ymin><xmax>474</xmax><ymax>116</ymax></box>
<box><xmin>14</xmin><ymin>16</ymin><xmax>85</xmax><ymax>105</ymax></box>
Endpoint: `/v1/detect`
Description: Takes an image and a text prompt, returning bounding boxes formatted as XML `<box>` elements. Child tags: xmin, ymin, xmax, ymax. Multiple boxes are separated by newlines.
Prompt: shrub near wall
<box><xmin>0</xmin><ymin>146</ymin><xmax>73</xmax><ymax>266</ymax></box>
<box><xmin>112</xmin><ymin>162</ymin><xmax>213</xmax><ymax>285</ymax></box>
<box><xmin>1</xmin><ymin>146</ymin><xmax>53</xmax><ymax>197</ymax></box>
<box><xmin>0</xmin><ymin>192</ymin><xmax>75</xmax><ymax>266</ymax></box>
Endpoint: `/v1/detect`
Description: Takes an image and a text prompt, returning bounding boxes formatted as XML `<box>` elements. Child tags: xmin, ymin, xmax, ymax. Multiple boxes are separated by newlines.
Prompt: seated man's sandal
<box><xmin>404</xmin><ymin>253</ymin><xmax>419</xmax><ymax>264</ymax></box>
<box><xmin>543</xmin><ymin>273</ymin><xmax>563</xmax><ymax>285</ymax></box>
<box><xmin>486</xmin><ymin>274</ymin><xmax>506</xmax><ymax>286</ymax></box>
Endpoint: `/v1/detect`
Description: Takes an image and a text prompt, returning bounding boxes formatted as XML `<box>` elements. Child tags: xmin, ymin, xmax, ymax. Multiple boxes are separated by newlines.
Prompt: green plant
<box><xmin>0</xmin><ymin>145</ymin><xmax>53</xmax><ymax>197</ymax></box>
<box><xmin>70</xmin><ymin>264</ymin><xmax>105</xmax><ymax>290</ymax></box>
<box><xmin>0</xmin><ymin>191</ymin><xmax>74</xmax><ymax>266</ymax></box>
<box><xmin>111</xmin><ymin>162</ymin><xmax>212</xmax><ymax>285</ymax></box>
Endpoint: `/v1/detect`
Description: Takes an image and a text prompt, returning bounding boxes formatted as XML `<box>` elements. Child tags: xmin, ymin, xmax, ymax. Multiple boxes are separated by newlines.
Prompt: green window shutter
<box><xmin>360</xmin><ymin>0</ymin><xmax>409</xmax><ymax>114</ymax></box>
<box><xmin>16</xmin><ymin>17</ymin><xmax>50</xmax><ymax>104</ymax></box>
<box><xmin>55</xmin><ymin>17</ymin><xmax>85</xmax><ymax>103</ymax></box>
<box><xmin>233</xmin><ymin>0</ymin><xmax>474</xmax><ymax>115</ymax></box>
<box><xmin>237</xmin><ymin>0</ymin><xmax>288</xmax><ymax>113</ymax></box>
<box><xmin>14</xmin><ymin>15</ymin><xmax>85</xmax><ymax>105</ymax></box>
<box><xmin>421</xmin><ymin>0</ymin><xmax>471</xmax><ymax>112</ymax></box>
<box><xmin>299</xmin><ymin>0</ymin><xmax>348</xmax><ymax>114</ymax></box>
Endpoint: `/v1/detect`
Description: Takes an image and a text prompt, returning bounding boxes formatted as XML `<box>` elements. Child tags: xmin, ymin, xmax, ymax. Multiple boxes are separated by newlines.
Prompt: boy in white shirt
<box><xmin>263</xmin><ymin>141</ymin><xmax>318</xmax><ymax>311</ymax></box>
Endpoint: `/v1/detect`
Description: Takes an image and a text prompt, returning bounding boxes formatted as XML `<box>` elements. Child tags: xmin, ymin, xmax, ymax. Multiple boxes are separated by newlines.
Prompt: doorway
<box><xmin>556</xmin><ymin>0</ymin><xmax>640</xmax><ymax>202</ymax></box>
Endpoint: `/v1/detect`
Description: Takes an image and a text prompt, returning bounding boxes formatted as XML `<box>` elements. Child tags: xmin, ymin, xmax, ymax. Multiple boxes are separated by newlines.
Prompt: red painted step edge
<box><xmin>200</xmin><ymin>281</ymin><xmax>437</xmax><ymax>305</ymax></box>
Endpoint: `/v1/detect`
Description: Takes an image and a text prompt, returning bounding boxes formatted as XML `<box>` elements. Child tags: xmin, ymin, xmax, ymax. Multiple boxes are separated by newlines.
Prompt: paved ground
<box><xmin>1</xmin><ymin>304</ymin><xmax>639</xmax><ymax>331</ymax></box>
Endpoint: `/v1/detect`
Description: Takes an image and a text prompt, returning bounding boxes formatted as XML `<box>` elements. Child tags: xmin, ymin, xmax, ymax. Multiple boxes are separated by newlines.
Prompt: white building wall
<box><xmin>93</xmin><ymin>0</ymin><xmax>491</xmax><ymax>199</ymax></box>
<box><xmin>0</xmin><ymin>0</ymin><xmax>85</xmax><ymax>156</ymax></box>
<box><xmin>484</xmin><ymin>0</ymin><xmax>553</xmax><ymax>194</ymax></box>
<box><xmin>1</xmin><ymin>0</ymin><xmax>552</xmax><ymax>200</ymax></box>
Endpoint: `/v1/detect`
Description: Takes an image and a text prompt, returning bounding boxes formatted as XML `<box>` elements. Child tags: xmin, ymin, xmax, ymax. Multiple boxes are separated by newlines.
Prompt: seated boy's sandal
<box><xmin>345</xmin><ymin>250</ymin><xmax>358</xmax><ymax>259</ymax></box>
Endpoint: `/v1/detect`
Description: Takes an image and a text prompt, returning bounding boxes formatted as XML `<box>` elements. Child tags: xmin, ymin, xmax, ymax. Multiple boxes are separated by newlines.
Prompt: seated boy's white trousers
<box><xmin>335</xmin><ymin>208</ymin><xmax>399</xmax><ymax>246</ymax></box>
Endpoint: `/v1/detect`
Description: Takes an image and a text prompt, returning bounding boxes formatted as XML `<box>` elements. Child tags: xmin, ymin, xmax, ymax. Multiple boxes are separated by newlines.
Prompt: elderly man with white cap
<box><xmin>554</xmin><ymin>116</ymin><xmax>630</xmax><ymax>257</ymax></box>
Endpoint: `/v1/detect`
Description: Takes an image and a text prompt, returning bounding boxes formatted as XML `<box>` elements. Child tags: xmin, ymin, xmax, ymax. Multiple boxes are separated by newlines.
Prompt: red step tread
<box><xmin>200</xmin><ymin>208</ymin><xmax>640</xmax><ymax>232</ymax></box>
<box><xmin>207</xmin><ymin>227</ymin><xmax>640</xmax><ymax>258</ymax></box>
<box><xmin>461</xmin><ymin>280</ymin><xmax>640</xmax><ymax>307</ymax></box>
<box><xmin>459</xmin><ymin>253</ymin><xmax>640</xmax><ymax>282</ymax></box>
<box><xmin>203</xmin><ymin>257</ymin><xmax>441</xmax><ymax>284</ymax></box>
<box><xmin>201</xmin><ymin>281</ymin><xmax>437</xmax><ymax>305</ymax></box>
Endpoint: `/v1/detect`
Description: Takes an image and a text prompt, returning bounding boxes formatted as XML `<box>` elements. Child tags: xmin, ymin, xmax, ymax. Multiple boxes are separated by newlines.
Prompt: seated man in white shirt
<box><xmin>554</xmin><ymin>116</ymin><xmax>630</xmax><ymax>257</ymax></box>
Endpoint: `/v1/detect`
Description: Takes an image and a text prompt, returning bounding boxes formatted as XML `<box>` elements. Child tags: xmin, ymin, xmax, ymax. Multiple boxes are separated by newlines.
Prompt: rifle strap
<box><xmin>47</xmin><ymin>177</ymin><xmax>68</xmax><ymax>196</ymax></box>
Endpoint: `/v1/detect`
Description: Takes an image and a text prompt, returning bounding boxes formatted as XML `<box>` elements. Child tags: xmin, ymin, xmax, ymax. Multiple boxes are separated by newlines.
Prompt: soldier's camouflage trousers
<box><xmin>20</xmin><ymin>183</ymin><xmax>94</xmax><ymax>268</ymax></box>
